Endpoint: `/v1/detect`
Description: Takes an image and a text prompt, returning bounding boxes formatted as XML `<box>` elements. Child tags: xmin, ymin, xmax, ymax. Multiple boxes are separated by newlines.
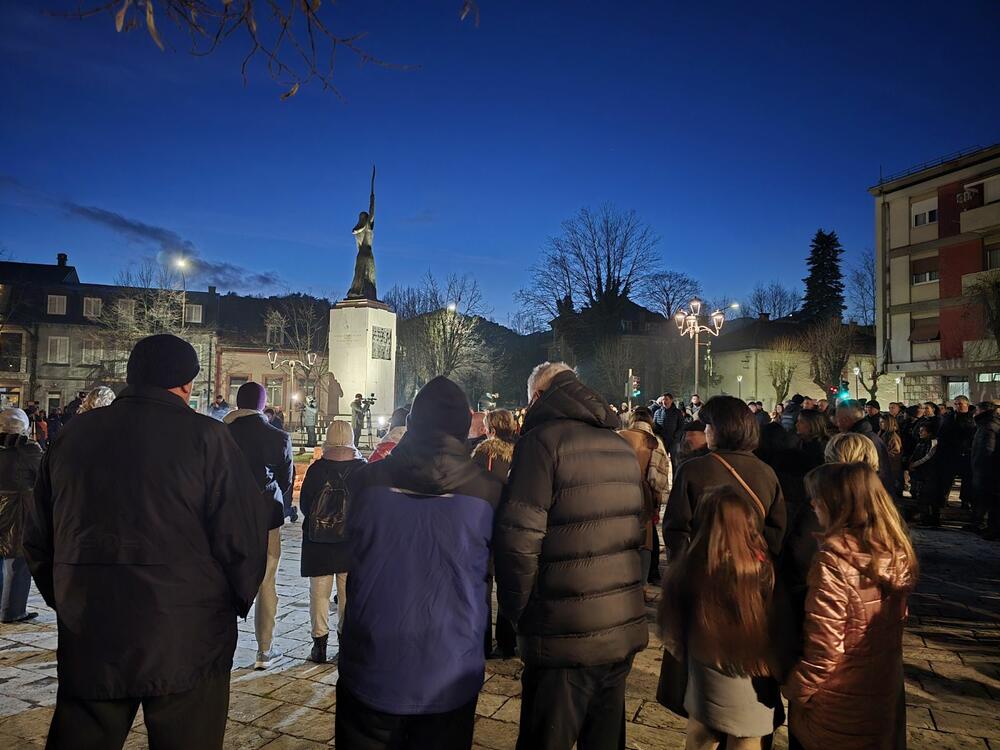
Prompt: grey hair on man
<box><xmin>0</xmin><ymin>408</ymin><xmax>30</xmax><ymax>436</ymax></box>
<box><xmin>526</xmin><ymin>361</ymin><xmax>575</xmax><ymax>403</ymax></box>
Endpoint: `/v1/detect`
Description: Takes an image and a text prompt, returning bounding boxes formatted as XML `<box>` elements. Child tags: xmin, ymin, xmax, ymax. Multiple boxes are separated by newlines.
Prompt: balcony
<box><xmin>960</xmin><ymin>202</ymin><xmax>1000</xmax><ymax>234</ymax></box>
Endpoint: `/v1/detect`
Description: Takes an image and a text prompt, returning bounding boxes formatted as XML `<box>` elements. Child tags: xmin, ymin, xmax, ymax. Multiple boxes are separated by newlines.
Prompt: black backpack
<box><xmin>308</xmin><ymin>465</ymin><xmax>357</xmax><ymax>544</ymax></box>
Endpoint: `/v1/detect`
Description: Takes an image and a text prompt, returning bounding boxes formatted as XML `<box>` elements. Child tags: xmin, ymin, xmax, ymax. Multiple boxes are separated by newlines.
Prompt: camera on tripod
<box><xmin>361</xmin><ymin>393</ymin><xmax>377</xmax><ymax>409</ymax></box>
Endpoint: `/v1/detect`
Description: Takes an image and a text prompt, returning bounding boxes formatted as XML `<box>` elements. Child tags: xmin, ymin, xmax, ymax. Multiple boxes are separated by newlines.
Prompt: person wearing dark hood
<box><xmin>970</xmin><ymin>401</ymin><xmax>1000</xmax><ymax>539</ymax></box>
<box><xmin>835</xmin><ymin>401</ymin><xmax>894</xmax><ymax>495</ymax></box>
<box><xmin>939</xmin><ymin>395</ymin><xmax>977</xmax><ymax>513</ymax></box>
<box><xmin>865</xmin><ymin>400</ymin><xmax>883</xmax><ymax>433</ymax></box>
<box><xmin>0</xmin><ymin>408</ymin><xmax>42</xmax><ymax>623</ymax></box>
<box><xmin>24</xmin><ymin>334</ymin><xmax>270</xmax><ymax>750</ymax></box>
<box><xmin>780</xmin><ymin>394</ymin><xmax>804</xmax><ymax>432</ymax></box>
<box><xmin>494</xmin><ymin>362</ymin><xmax>648</xmax><ymax>750</ymax></box>
<box><xmin>335</xmin><ymin>376</ymin><xmax>502</xmax><ymax>750</ymax></box>
<box><xmin>224</xmin><ymin>381</ymin><xmax>294</xmax><ymax>670</ymax></box>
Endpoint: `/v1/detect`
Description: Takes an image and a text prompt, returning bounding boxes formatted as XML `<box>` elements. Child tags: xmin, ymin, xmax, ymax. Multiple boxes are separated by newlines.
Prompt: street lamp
<box><xmin>853</xmin><ymin>366</ymin><xmax>861</xmax><ymax>400</ymax></box>
<box><xmin>675</xmin><ymin>297</ymin><xmax>726</xmax><ymax>396</ymax></box>
<box><xmin>173</xmin><ymin>257</ymin><xmax>189</xmax><ymax>327</ymax></box>
<box><xmin>737</xmin><ymin>374</ymin><xmax>743</xmax><ymax>400</ymax></box>
<box><xmin>446</xmin><ymin>302</ymin><xmax>457</xmax><ymax>313</ymax></box>
<box><xmin>895</xmin><ymin>376</ymin><xmax>901</xmax><ymax>402</ymax></box>
<box><xmin>267</xmin><ymin>348</ymin><xmax>318</xmax><ymax>415</ymax></box>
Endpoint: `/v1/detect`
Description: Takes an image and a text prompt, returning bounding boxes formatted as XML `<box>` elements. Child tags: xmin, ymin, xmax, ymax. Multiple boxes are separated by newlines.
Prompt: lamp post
<box><xmin>895</xmin><ymin>376</ymin><xmax>901</xmax><ymax>402</ymax></box>
<box><xmin>173</xmin><ymin>257</ymin><xmax>189</xmax><ymax>328</ymax></box>
<box><xmin>674</xmin><ymin>297</ymin><xmax>726</xmax><ymax>397</ymax></box>
<box><xmin>267</xmin><ymin>348</ymin><xmax>318</xmax><ymax>416</ymax></box>
<box><xmin>737</xmin><ymin>374</ymin><xmax>743</xmax><ymax>400</ymax></box>
<box><xmin>853</xmin><ymin>366</ymin><xmax>861</xmax><ymax>400</ymax></box>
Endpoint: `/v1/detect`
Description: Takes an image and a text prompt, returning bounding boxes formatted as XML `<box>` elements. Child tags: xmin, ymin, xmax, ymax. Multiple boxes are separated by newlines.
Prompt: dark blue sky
<box><xmin>2</xmin><ymin>1</ymin><xmax>998</xmax><ymax>321</ymax></box>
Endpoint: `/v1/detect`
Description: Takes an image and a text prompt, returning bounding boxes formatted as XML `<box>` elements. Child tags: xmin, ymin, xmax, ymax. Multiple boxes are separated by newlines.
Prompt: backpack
<box><xmin>308</xmin><ymin>465</ymin><xmax>357</xmax><ymax>544</ymax></box>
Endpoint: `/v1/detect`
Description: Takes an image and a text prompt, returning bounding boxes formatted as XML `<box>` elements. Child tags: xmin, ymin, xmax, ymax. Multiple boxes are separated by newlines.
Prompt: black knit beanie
<box><xmin>126</xmin><ymin>334</ymin><xmax>200</xmax><ymax>389</ymax></box>
<box><xmin>407</xmin><ymin>376</ymin><xmax>472</xmax><ymax>440</ymax></box>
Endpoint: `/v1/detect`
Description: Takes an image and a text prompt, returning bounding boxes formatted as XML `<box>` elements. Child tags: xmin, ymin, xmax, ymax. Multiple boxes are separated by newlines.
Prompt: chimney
<box><xmin>758</xmin><ymin>312</ymin><xmax>770</xmax><ymax>322</ymax></box>
<box><xmin>56</xmin><ymin>253</ymin><xmax>68</xmax><ymax>267</ymax></box>
<box><xmin>208</xmin><ymin>285</ymin><xmax>217</xmax><ymax>295</ymax></box>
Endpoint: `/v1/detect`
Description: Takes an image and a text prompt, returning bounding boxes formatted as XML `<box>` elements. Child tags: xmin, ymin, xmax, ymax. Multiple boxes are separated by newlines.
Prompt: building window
<box><xmin>47</xmin><ymin>295</ymin><xmax>67</xmax><ymax>315</ymax></box>
<box><xmin>987</xmin><ymin>244</ymin><xmax>1000</xmax><ymax>271</ymax></box>
<box><xmin>265</xmin><ymin>376</ymin><xmax>284</xmax><ymax>407</ymax></box>
<box><xmin>183</xmin><ymin>304</ymin><xmax>203</xmax><ymax>324</ymax></box>
<box><xmin>46</xmin><ymin>392</ymin><xmax>62</xmax><ymax>414</ymax></box>
<box><xmin>909</xmin><ymin>316</ymin><xmax>940</xmax><ymax>343</ymax></box>
<box><xmin>911</xmin><ymin>197</ymin><xmax>938</xmax><ymax>227</ymax></box>
<box><xmin>0</xmin><ymin>333</ymin><xmax>23</xmax><ymax>372</ymax></box>
<box><xmin>266</xmin><ymin>323</ymin><xmax>285</xmax><ymax>346</ymax></box>
<box><xmin>910</xmin><ymin>256</ymin><xmax>939</xmax><ymax>285</ymax></box>
<box><xmin>83</xmin><ymin>297</ymin><xmax>103</xmax><ymax>318</ymax></box>
<box><xmin>81</xmin><ymin>338</ymin><xmax>103</xmax><ymax>365</ymax></box>
<box><xmin>977</xmin><ymin>372</ymin><xmax>1000</xmax><ymax>383</ymax></box>
<box><xmin>47</xmin><ymin>336</ymin><xmax>70</xmax><ymax>364</ymax></box>
<box><xmin>117</xmin><ymin>299</ymin><xmax>136</xmax><ymax>319</ymax></box>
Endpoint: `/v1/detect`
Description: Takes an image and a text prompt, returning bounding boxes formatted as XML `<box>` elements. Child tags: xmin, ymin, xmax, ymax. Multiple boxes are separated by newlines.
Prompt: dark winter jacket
<box><xmin>0</xmin><ymin>433</ymin><xmax>41</xmax><ymax>558</ymax></box>
<box><xmin>494</xmin><ymin>370</ymin><xmax>649</xmax><ymax>668</ymax></box>
<box><xmin>909</xmin><ymin>437</ymin><xmax>945</xmax><ymax>505</ymax></box>
<box><xmin>755</xmin><ymin>409</ymin><xmax>771</xmax><ymax>431</ymax></box>
<box><xmin>971</xmin><ymin>410</ymin><xmax>1000</xmax><ymax>505</ymax></box>
<box><xmin>472</xmin><ymin>436</ymin><xmax>515</xmax><ymax>482</ymax></box>
<box><xmin>653</xmin><ymin>404</ymin><xmax>685</xmax><ymax>448</ymax></box>
<box><xmin>224</xmin><ymin>409</ymin><xmax>293</xmax><ymax>528</ymax></box>
<box><xmin>24</xmin><ymin>385</ymin><xmax>271</xmax><ymax>700</ymax></box>
<box><xmin>663</xmin><ymin>449</ymin><xmax>786</xmax><ymax>559</ymax></box>
<box><xmin>938</xmin><ymin>409</ymin><xmax>977</xmax><ymax>464</ymax></box>
<box><xmin>846</xmin><ymin>418</ymin><xmax>895</xmax><ymax>495</ymax></box>
<box><xmin>299</xmin><ymin>452</ymin><xmax>366</xmax><ymax>577</ymax></box>
<box><xmin>780</xmin><ymin>401</ymin><xmax>802</xmax><ymax>432</ymax></box>
<box><xmin>338</xmin><ymin>431</ymin><xmax>502</xmax><ymax>715</ymax></box>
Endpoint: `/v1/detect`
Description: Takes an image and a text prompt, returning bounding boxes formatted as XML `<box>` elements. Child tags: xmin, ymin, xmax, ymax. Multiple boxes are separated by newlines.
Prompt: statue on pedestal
<box><xmin>347</xmin><ymin>165</ymin><xmax>378</xmax><ymax>301</ymax></box>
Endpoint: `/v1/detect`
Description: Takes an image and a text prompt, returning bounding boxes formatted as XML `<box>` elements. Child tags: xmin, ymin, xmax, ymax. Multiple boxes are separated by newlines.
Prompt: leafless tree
<box><xmin>744</xmin><ymin>282</ymin><xmax>800</xmax><ymax>320</ymax></box>
<box><xmin>766</xmin><ymin>337</ymin><xmax>799</xmax><ymax>405</ymax></box>
<box><xmin>800</xmin><ymin>317</ymin><xmax>856</xmax><ymax>394</ymax></box>
<box><xmin>967</xmin><ymin>270</ymin><xmax>1000</xmax><ymax>362</ymax></box>
<box><xmin>516</xmin><ymin>204</ymin><xmax>659</xmax><ymax>326</ymax></box>
<box><xmin>593</xmin><ymin>337</ymin><xmax>633</xmax><ymax>403</ymax></box>
<box><xmin>851</xmin><ymin>355</ymin><xmax>880</xmax><ymax>401</ymax></box>
<box><xmin>642</xmin><ymin>270</ymin><xmax>702</xmax><ymax>318</ymax></box>
<box><xmin>58</xmin><ymin>0</ymin><xmax>479</xmax><ymax>98</ymax></box>
<box><xmin>264</xmin><ymin>294</ymin><xmax>330</xmax><ymax>404</ymax></box>
<box><xmin>846</xmin><ymin>248</ymin><xmax>876</xmax><ymax>326</ymax></box>
<box><xmin>395</xmin><ymin>273</ymin><xmax>493</xmax><ymax>399</ymax></box>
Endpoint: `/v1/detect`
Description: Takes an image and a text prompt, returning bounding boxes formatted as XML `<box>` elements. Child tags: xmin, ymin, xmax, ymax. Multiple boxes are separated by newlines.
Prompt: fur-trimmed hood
<box><xmin>472</xmin><ymin>436</ymin><xmax>515</xmax><ymax>465</ymax></box>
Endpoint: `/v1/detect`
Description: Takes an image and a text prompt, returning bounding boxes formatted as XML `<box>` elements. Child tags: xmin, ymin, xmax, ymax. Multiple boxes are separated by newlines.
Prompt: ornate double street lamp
<box><xmin>674</xmin><ymin>297</ymin><xmax>726</xmax><ymax>396</ymax></box>
<box><xmin>267</xmin><ymin>349</ymin><xmax>318</xmax><ymax>410</ymax></box>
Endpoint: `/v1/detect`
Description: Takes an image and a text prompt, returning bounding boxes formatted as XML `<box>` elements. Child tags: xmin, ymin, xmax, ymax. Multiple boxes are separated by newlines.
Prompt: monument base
<box><xmin>328</xmin><ymin>298</ymin><xmax>397</xmax><ymax>422</ymax></box>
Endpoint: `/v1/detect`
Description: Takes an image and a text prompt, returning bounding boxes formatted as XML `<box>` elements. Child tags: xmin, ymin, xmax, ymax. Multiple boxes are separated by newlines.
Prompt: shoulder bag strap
<box><xmin>709</xmin><ymin>452</ymin><xmax>767</xmax><ymax>519</ymax></box>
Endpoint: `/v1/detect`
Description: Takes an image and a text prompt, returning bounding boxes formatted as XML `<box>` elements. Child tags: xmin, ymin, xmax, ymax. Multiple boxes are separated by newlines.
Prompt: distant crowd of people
<box><xmin>0</xmin><ymin>334</ymin><xmax>996</xmax><ymax>749</ymax></box>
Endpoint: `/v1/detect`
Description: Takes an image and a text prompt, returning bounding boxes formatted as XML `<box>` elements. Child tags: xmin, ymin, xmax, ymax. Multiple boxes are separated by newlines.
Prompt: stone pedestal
<box><xmin>328</xmin><ymin>299</ymin><xmax>396</xmax><ymax>420</ymax></box>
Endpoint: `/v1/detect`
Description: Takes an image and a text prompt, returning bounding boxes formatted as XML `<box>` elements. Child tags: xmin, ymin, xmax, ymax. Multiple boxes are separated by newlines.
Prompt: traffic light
<box><xmin>631</xmin><ymin>374</ymin><xmax>641</xmax><ymax>399</ymax></box>
<box><xmin>839</xmin><ymin>380</ymin><xmax>850</xmax><ymax>401</ymax></box>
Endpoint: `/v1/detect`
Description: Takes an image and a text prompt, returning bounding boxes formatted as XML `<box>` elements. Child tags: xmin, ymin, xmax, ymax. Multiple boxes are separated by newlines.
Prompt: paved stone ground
<box><xmin>0</xmin><ymin>499</ymin><xmax>997</xmax><ymax>749</ymax></box>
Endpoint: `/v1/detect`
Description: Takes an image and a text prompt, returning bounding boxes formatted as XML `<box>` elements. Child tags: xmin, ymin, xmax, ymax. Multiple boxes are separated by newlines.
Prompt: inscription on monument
<box><xmin>372</xmin><ymin>326</ymin><xmax>393</xmax><ymax>360</ymax></box>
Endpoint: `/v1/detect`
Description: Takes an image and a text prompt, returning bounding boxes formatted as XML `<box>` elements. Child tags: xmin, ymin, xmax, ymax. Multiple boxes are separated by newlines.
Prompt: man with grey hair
<box><xmin>495</xmin><ymin>362</ymin><xmax>647</xmax><ymax>749</ymax></box>
<box><xmin>835</xmin><ymin>400</ymin><xmax>893</xmax><ymax>493</ymax></box>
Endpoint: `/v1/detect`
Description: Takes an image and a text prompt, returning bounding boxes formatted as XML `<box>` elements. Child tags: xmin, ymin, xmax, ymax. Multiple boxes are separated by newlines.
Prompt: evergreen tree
<box><xmin>800</xmin><ymin>229</ymin><xmax>845</xmax><ymax>323</ymax></box>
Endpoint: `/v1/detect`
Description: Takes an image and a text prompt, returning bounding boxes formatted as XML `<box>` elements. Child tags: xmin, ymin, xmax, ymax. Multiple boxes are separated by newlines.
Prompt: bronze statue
<box><xmin>347</xmin><ymin>165</ymin><xmax>377</xmax><ymax>300</ymax></box>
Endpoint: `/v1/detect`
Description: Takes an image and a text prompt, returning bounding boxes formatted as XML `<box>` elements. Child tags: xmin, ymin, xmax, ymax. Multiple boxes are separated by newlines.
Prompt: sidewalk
<box><xmin>0</xmin><ymin>507</ymin><xmax>997</xmax><ymax>749</ymax></box>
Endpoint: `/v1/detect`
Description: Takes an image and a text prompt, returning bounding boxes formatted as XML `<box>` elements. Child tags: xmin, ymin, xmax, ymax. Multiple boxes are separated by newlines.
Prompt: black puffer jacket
<box><xmin>494</xmin><ymin>370</ymin><xmax>648</xmax><ymax>667</ymax></box>
<box><xmin>224</xmin><ymin>409</ymin><xmax>293</xmax><ymax>528</ymax></box>
<box><xmin>0</xmin><ymin>433</ymin><xmax>41</xmax><ymax>558</ymax></box>
<box><xmin>972</xmin><ymin>409</ymin><xmax>1000</xmax><ymax>505</ymax></box>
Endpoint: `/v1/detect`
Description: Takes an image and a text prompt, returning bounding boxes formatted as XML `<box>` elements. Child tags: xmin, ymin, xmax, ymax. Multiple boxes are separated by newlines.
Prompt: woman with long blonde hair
<box><xmin>660</xmin><ymin>486</ymin><xmax>782</xmax><ymax>749</ymax></box>
<box><xmin>784</xmin><ymin>462</ymin><xmax>917</xmax><ymax>750</ymax></box>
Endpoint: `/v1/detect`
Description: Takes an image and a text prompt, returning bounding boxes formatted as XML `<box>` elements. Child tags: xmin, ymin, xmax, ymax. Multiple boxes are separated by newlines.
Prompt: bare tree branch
<box><xmin>642</xmin><ymin>270</ymin><xmax>702</xmax><ymax>318</ymax></box>
<box><xmin>846</xmin><ymin>248</ymin><xmax>876</xmax><ymax>326</ymax></box>
<box><xmin>743</xmin><ymin>282</ymin><xmax>800</xmax><ymax>319</ymax></box>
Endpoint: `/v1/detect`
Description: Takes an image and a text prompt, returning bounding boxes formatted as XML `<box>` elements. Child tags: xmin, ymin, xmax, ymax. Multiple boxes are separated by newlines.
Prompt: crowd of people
<box><xmin>0</xmin><ymin>331</ymin><xmax>997</xmax><ymax>749</ymax></box>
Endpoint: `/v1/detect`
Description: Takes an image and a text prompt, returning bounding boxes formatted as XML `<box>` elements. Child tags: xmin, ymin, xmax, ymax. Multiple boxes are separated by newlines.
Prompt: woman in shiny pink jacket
<box><xmin>784</xmin><ymin>462</ymin><xmax>918</xmax><ymax>750</ymax></box>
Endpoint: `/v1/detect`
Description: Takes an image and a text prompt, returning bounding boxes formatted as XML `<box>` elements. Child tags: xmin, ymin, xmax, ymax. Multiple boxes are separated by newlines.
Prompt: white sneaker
<box><xmin>255</xmin><ymin>650</ymin><xmax>281</xmax><ymax>670</ymax></box>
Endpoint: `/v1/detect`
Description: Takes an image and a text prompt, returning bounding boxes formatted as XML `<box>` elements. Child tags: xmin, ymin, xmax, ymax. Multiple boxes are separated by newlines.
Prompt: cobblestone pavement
<box><xmin>0</xmin><ymin>503</ymin><xmax>997</xmax><ymax>749</ymax></box>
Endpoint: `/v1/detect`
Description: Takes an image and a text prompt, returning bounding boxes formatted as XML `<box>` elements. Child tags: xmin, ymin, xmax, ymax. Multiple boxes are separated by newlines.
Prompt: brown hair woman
<box><xmin>784</xmin><ymin>462</ymin><xmax>917</xmax><ymax>750</ymax></box>
<box><xmin>659</xmin><ymin>486</ymin><xmax>781</xmax><ymax>749</ymax></box>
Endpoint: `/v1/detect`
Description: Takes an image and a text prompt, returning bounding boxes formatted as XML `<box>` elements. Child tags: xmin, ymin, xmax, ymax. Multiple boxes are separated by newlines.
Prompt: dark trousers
<box><xmin>0</xmin><ymin>557</ymin><xmax>33</xmax><ymax>621</ymax></box>
<box><xmin>46</xmin><ymin>670</ymin><xmax>230</xmax><ymax>750</ymax></box>
<box><xmin>517</xmin><ymin>657</ymin><xmax>633</xmax><ymax>750</ymax></box>
<box><xmin>648</xmin><ymin>527</ymin><xmax>661</xmax><ymax>583</ymax></box>
<box><xmin>306</xmin><ymin>425</ymin><xmax>317</xmax><ymax>447</ymax></box>
<box><xmin>335</xmin><ymin>682</ymin><xmax>477</xmax><ymax>750</ymax></box>
<box><xmin>484</xmin><ymin>577</ymin><xmax>517</xmax><ymax>656</ymax></box>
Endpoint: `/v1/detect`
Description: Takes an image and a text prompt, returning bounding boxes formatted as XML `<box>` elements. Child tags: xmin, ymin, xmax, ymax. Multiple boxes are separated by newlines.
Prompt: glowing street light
<box><xmin>675</xmin><ymin>297</ymin><xmax>727</xmax><ymax>396</ymax></box>
<box><xmin>737</xmin><ymin>374</ymin><xmax>743</xmax><ymax>400</ymax></box>
<box><xmin>446</xmin><ymin>302</ymin><xmax>457</xmax><ymax>313</ymax></box>
<box><xmin>853</xmin><ymin>366</ymin><xmax>861</xmax><ymax>399</ymax></box>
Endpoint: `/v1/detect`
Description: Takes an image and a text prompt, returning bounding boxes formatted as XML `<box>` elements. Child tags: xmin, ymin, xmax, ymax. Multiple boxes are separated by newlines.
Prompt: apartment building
<box><xmin>870</xmin><ymin>143</ymin><xmax>1000</xmax><ymax>403</ymax></box>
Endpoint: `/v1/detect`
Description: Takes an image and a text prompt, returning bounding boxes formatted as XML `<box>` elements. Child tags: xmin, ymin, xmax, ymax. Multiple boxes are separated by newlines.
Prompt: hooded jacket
<box><xmin>971</xmin><ymin>409</ymin><xmax>1000</xmax><ymax>503</ymax></box>
<box><xmin>471</xmin><ymin>436</ymin><xmax>515</xmax><ymax>481</ymax></box>
<box><xmin>0</xmin><ymin>433</ymin><xmax>41</xmax><ymax>558</ymax></box>
<box><xmin>494</xmin><ymin>370</ymin><xmax>649</xmax><ymax>667</ymax></box>
<box><xmin>224</xmin><ymin>408</ymin><xmax>293</xmax><ymax>528</ymax></box>
<box><xmin>338</xmin><ymin>428</ymin><xmax>503</xmax><ymax>715</ymax></box>
<box><xmin>785</xmin><ymin>532</ymin><xmax>914</xmax><ymax>750</ymax></box>
<box><xmin>23</xmin><ymin>386</ymin><xmax>270</xmax><ymax>699</ymax></box>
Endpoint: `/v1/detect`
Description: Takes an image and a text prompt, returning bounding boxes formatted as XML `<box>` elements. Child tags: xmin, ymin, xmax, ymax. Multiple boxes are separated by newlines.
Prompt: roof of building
<box><xmin>868</xmin><ymin>142</ymin><xmax>1000</xmax><ymax>196</ymax></box>
<box><xmin>713</xmin><ymin>314</ymin><xmax>875</xmax><ymax>355</ymax></box>
<box><xmin>0</xmin><ymin>261</ymin><xmax>79</xmax><ymax>285</ymax></box>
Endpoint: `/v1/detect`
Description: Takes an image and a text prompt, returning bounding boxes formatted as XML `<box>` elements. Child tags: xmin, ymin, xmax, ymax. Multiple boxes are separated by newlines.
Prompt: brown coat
<box><xmin>784</xmin><ymin>533</ymin><xmax>914</xmax><ymax>750</ymax></box>
<box><xmin>618</xmin><ymin>427</ymin><xmax>658</xmax><ymax>549</ymax></box>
